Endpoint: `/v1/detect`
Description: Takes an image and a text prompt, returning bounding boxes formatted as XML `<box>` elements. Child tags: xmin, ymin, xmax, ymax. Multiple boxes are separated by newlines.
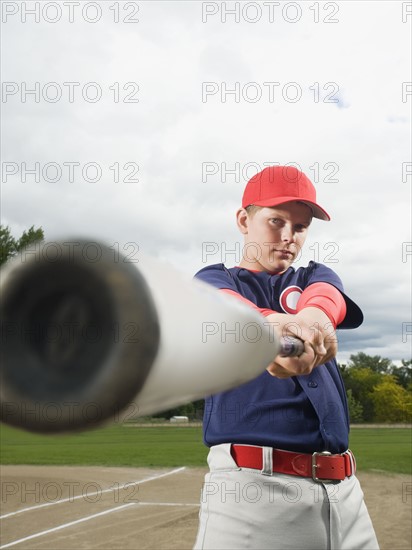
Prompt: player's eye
<box><xmin>295</xmin><ymin>224</ymin><xmax>307</xmax><ymax>232</ymax></box>
<box><xmin>270</xmin><ymin>218</ymin><xmax>283</xmax><ymax>225</ymax></box>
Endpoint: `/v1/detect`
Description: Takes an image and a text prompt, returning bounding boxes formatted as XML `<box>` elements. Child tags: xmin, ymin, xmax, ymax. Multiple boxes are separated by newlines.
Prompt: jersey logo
<box><xmin>279</xmin><ymin>285</ymin><xmax>303</xmax><ymax>314</ymax></box>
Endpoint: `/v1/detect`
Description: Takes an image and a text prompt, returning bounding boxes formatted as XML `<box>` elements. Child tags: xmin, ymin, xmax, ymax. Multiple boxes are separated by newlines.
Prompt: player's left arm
<box><xmin>295</xmin><ymin>281</ymin><xmax>346</xmax><ymax>362</ymax></box>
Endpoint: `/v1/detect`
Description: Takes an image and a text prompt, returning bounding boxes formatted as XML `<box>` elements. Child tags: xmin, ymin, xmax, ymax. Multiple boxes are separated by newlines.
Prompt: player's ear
<box><xmin>236</xmin><ymin>208</ymin><xmax>249</xmax><ymax>234</ymax></box>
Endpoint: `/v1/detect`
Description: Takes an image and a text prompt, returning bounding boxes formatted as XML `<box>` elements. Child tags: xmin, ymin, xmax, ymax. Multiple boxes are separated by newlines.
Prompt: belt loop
<box><xmin>347</xmin><ymin>449</ymin><xmax>356</xmax><ymax>477</ymax></box>
<box><xmin>261</xmin><ymin>446</ymin><xmax>273</xmax><ymax>476</ymax></box>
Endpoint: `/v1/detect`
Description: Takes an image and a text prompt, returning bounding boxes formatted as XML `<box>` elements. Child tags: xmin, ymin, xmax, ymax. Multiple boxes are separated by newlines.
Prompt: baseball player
<box><xmin>193</xmin><ymin>166</ymin><xmax>379</xmax><ymax>550</ymax></box>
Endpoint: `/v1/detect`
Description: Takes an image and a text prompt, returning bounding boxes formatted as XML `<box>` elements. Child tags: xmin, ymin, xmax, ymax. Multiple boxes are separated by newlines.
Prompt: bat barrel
<box><xmin>0</xmin><ymin>240</ymin><xmax>160</xmax><ymax>432</ymax></box>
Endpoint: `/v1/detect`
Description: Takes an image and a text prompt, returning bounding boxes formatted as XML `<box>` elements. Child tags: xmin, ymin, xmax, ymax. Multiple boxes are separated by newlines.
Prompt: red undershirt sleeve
<box><xmin>296</xmin><ymin>282</ymin><xmax>347</xmax><ymax>328</ymax></box>
<box><xmin>220</xmin><ymin>284</ymin><xmax>347</xmax><ymax>328</ymax></box>
<box><xmin>220</xmin><ymin>289</ymin><xmax>277</xmax><ymax>317</ymax></box>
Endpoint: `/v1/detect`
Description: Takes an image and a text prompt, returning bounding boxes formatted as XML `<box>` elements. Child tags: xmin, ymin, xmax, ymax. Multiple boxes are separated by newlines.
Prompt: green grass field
<box><xmin>0</xmin><ymin>425</ymin><xmax>207</xmax><ymax>468</ymax></box>
<box><xmin>1</xmin><ymin>424</ymin><xmax>410</xmax><ymax>474</ymax></box>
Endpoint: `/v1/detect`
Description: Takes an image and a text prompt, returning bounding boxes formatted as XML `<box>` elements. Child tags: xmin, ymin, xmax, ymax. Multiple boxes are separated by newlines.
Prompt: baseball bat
<box><xmin>0</xmin><ymin>238</ymin><xmax>303</xmax><ymax>433</ymax></box>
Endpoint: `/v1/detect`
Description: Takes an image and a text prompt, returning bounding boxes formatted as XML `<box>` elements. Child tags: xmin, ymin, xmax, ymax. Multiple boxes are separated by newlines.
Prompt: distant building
<box><xmin>170</xmin><ymin>416</ymin><xmax>189</xmax><ymax>423</ymax></box>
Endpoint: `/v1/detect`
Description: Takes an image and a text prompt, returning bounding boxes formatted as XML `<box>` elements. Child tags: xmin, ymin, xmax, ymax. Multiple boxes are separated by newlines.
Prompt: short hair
<box><xmin>245</xmin><ymin>204</ymin><xmax>261</xmax><ymax>217</ymax></box>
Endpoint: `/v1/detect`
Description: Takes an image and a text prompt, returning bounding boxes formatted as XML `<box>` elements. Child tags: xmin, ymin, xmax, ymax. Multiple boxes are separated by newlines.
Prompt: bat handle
<box><xmin>279</xmin><ymin>336</ymin><xmax>305</xmax><ymax>357</ymax></box>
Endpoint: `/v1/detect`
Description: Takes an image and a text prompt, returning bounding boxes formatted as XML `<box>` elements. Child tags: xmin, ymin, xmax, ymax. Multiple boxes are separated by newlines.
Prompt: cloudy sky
<box><xmin>1</xmin><ymin>0</ymin><xmax>411</xmax><ymax>363</ymax></box>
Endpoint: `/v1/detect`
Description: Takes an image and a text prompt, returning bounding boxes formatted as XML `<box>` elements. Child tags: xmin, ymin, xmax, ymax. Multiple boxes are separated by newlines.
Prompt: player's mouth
<box><xmin>274</xmin><ymin>249</ymin><xmax>294</xmax><ymax>258</ymax></box>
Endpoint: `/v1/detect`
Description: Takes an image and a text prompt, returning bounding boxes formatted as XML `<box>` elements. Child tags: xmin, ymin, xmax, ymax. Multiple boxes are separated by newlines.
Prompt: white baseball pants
<box><xmin>194</xmin><ymin>444</ymin><xmax>379</xmax><ymax>550</ymax></box>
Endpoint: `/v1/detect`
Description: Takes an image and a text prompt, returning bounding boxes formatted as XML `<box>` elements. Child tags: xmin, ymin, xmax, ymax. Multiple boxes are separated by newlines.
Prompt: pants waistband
<box><xmin>229</xmin><ymin>444</ymin><xmax>356</xmax><ymax>482</ymax></box>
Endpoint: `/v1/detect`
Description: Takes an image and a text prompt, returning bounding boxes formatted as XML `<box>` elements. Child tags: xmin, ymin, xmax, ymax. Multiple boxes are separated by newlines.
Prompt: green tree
<box><xmin>371</xmin><ymin>377</ymin><xmax>412</xmax><ymax>423</ymax></box>
<box><xmin>0</xmin><ymin>225</ymin><xmax>44</xmax><ymax>266</ymax></box>
<box><xmin>341</xmin><ymin>366</ymin><xmax>381</xmax><ymax>422</ymax></box>
<box><xmin>390</xmin><ymin>359</ymin><xmax>412</xmax><ymax>390</ymax></box>
<box><xmin>346</xmin><ymin>389</ymin><xmax>364</xmax><ymax>423</ymax></box>
<box><xmin>347</xmin><ymin>352</ymin><xmax>393</xmax><ymax>374</ymax></box>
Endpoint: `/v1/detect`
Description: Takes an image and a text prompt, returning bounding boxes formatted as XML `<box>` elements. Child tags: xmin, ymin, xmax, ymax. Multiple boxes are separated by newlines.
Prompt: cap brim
<box><xmin>249</xmin><ymin>197</ymin><xmax>331</xmax><ymax>221</ymax></box>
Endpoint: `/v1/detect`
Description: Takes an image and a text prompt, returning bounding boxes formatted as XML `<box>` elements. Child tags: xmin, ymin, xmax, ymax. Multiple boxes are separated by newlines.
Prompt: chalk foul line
<box><xmin>0</xmin><ymin>466</ymin><xmax>186</xmax><ymax>519</ymax></box>
<box><xmin>0</xmin><ymin>503</ymin><xmax>135</xmax><ymax>549</ymax></box>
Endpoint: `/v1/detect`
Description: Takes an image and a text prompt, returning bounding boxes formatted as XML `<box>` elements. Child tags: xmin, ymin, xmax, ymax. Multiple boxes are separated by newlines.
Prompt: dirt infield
<box><xmin>0</xmin><ymin>466</ymin><xmax>410</xmax><ymax>549</ymax></box>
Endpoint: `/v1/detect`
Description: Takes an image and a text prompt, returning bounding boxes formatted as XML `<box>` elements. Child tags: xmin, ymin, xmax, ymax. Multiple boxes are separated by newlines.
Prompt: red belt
<box><xmin>231</xmin><ymin>445</ymin><xmax>356</xmax><ymax>482</ymax></box>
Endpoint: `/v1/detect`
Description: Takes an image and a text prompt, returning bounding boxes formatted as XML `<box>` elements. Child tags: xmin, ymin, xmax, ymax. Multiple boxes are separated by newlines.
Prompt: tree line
<box><xmin>0</xmin><ymin>224</ymin><xmax>44</xmax><ymax>265</ymax></box>
<box><xmin>341</xmin><ymin>353</ymin><xmax>411</xmax><ymax>423</ymax></box>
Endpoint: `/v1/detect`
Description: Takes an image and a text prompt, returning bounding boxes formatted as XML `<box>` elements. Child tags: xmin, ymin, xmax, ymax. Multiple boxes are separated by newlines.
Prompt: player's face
<box><xmin>237</xmin><ymin>202</ymin><xmax>312</xmax><ymax>273</ymax></box>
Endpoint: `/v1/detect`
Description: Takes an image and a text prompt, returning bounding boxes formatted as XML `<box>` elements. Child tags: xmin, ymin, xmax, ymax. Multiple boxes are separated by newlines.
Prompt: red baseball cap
<box><xmin>242</xmin><ymin>165</ymin><xmax>330</xmax><ymax>221</ymax></box>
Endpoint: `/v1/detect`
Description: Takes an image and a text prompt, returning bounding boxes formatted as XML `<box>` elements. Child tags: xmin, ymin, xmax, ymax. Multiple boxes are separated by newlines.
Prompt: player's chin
<box><xmin>266</xmin><ymin>257</ymin><xmax>294</xmax><ymax>273</ymax></box>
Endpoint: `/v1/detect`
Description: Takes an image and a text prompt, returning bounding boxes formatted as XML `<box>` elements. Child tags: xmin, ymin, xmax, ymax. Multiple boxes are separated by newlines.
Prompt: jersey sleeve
<box><xmin>194</xmin><ymin>263</ymin><xmax>238</xmax><ymax>291</ymax></box>
<box><xmin>220</xmin><ymin>289</ymin><xmax>277</xmax><ymax>317</ymax></box>
<box><xmin>194</xmin><ymin>264</ymin><xmax>277</xmax><ymax>317</ymax></box>
<box><xmin>303</xmin><ymin>262</ymin><xmax>363</xmax><ymax>329</ymax></box>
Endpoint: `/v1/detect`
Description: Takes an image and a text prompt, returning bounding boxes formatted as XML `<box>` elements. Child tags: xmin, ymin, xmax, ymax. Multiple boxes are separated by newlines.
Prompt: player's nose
<box><xmin>280</xmin><ymin>224</ymin><xmax>294</xmax><ymax>243</ymax></box>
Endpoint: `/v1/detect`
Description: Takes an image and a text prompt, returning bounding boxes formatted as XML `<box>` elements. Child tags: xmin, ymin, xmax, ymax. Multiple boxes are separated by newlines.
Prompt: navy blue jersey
<box><xmin>194</xmin><ymin>262</ymin><xmax>363</xmax><ymax>454</ymax></box>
